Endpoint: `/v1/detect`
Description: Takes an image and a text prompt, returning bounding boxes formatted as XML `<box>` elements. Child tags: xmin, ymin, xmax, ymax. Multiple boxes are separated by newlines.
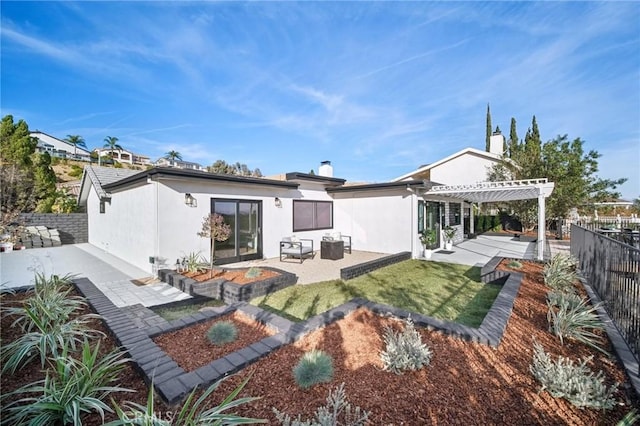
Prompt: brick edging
<box><xmin>73</xmin><ymin>256</ymin><xmax>525</xmax><ymax>405</ymax></box>
<box><xmin>340</xmin><ymin>251</ymin><xmax>411</xmax><ymax>280</ymax></box>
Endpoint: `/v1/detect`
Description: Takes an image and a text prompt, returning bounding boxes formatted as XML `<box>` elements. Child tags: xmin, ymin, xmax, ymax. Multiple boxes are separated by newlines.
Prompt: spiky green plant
<box><xmin>543</xmin><ymin>254</ymin><xmax>582</xmax><ymax>293</ymax></box>
<box><xmin>380</xmin><ymin>318</ymin><xmax>432</xmax><ymax>374</ymax></box>
<box><xmin>506</xmin><ymin>260</ymin><xmax>523</xmax><ymax>269</ymax></box>
<box><xmin>616</xmin><ymin>409</ymin><xmax>639</xmax><ymax>426</ymax></box>
<box><xmin>293</xmin><ymin>350</ymin><xmax>334</xmax><ymax>389</ymax></box>
<box><xmin>182</xmin><ymin>251</ymin><xmax>208</xmax><ymax>274</ymax></box>
<box><xmin>273</xmin><ymin>383</ymin><xmax>370</xmax><ymax>426</ymax></box>
<box><xmin>547</xmin><ymin>297</ymin><xmax>607</xmax><ymax>354</ymax></box>
<box><xmin>244</xmin><ymin>267</ymin><xmax>262</xmax><ymax>279</ymax></box>
<box><xmin>206</xmin><ymin>321</ymin><xmax>238</xmax><ymax>346</ymax></box>
<box><xmin>107</xmin><ymin>374</ymin><xmax>266</xmax><ymax>425</ymax></box>
<box><xmin>530</xmin><ymin>341</ymin><xmax>618</xmax><ymax>410</ymax></box>
<box><xmin>547</xmin><ymin>290</ymin><xmax>583</xmax><ymax>310</ymax></box>
<box><xmin>1</xmin><ymin>340</ymin><xmax>131</xmax><ymax>426</ymax></box>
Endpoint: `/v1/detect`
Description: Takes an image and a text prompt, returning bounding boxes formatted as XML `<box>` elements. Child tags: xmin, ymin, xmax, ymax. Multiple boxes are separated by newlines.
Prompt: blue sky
<box><xmin>1</xmin><ymin>1</ymin><xmax>638</xmax><ymax>199</ymax></box>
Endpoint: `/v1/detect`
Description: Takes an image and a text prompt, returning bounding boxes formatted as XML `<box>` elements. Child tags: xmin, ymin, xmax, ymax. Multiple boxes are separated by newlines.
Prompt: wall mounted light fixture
<box><xmin>274</xmin><ymin>197</ymin><xmax>282</xmax><ymax>208</ymax></box>
<box><xmin>185</xmin><ymin>193</ymin><xmax>197</xmax><ymax>207</ymax></box>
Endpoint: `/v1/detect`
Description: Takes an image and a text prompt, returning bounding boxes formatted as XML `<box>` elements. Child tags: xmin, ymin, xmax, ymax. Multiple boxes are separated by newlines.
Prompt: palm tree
<box><xmin>103</xmin><ymin>136</ymin><xmax>122</xmax><ymax>157</ymax></box>
<box><xmin>64</xmin><ymin>135</ymin><xmax>86</xmax><ymax>158</ymax></box>
<box><xmin>164</xmin><ymin>150</ymin><xmax>182</xmax><ymax>162</ymax></box>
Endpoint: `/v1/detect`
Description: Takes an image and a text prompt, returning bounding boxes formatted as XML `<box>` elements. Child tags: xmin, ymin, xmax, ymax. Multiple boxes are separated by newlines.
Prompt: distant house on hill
<box><xmin>155</xmin><ymin>157</ymin><xmax>205</xmax><ymax>171</ymax></box>
<box><xmin>93</xmin><ymin>148</ymin><xmax>151</xmax><ymax>166</ymax></box>
<box><xmin>31</xmin><ymin>131</ymin><xmax>92</xmax><ymax>162</ymax></box>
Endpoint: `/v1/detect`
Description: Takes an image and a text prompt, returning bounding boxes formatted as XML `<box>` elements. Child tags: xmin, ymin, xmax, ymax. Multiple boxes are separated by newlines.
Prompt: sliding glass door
<box><xmin>211</xmin><ymin>199</ymin><xmax>262</xmax><ymax>264</ymax></box>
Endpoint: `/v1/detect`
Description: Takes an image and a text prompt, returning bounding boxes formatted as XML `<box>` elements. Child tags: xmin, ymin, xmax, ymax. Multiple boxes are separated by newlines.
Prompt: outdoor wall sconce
<box><xmin>184</xmin><ymin>193</ymin><xmax>197</xmax><ymax>207</ymax></box>
<box><xmin>274</xmin><ymin>197</ymin><xmax>282</xmax><ymax>208</ymax></box>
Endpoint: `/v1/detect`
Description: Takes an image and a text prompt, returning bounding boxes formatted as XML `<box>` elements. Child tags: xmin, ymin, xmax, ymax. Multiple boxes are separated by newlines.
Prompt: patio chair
<box><xmin>280</xmin><ymin>237</ymin><xmax>314</xmax><ymax>263</ymax></box>
<box><xmin>322</xmin><ymin>232</ymin><xmax>352</xmax><ymax>254</ymax></box>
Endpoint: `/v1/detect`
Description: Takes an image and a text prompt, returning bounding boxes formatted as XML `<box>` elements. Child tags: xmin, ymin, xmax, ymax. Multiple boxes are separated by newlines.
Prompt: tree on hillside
<box><xmin>485</xmin><ymin>104</ymin><xmax>492</xmax><ymax>152</ymax></box>
<box><xmin>508</xmin><ymin>118</ymin><xmax>519</xmax><ymax>159</ymax></box>
<box><xmin>489</xmin><ymin>116</ymin><xmax>626</xmax><ymax>230</ymax></box>
<box><xmin>65</xmin><ymin>135</ymin><xmax>86</xmax><ymax>158</ymax></box>
<box><xmin>33</xmin><ymin>152</ymin><xmax>58</xmax><ymax>212</ymax></box>
<box><xmin>164</xmin><ymin>150</ymin><xmax>182</xmax><ymax>161</ymax></box>
<box><xmin>207</xmin><ymin>160</ymin><xmax>262</xmax><ymax>177</ymax></box>
<box><xmin>0</xmin><ymin>115</ymin><xmax>38</xmax><ymax>214</ymax></box>
<box><xmin>103</xmin><ymin>136</ymin><xmax>122</xmax><ymax>156</ymax></box>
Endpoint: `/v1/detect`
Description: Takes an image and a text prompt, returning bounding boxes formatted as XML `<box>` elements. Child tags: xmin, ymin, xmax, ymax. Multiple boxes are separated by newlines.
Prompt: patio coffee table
<box><xmin>321</xmin><ymin>240</ymin><xmax>344</xmax><ymax>260</ymax></box>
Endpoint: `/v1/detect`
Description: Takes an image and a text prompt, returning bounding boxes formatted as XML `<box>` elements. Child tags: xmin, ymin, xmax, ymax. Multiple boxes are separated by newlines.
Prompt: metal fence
<box><xmin>557</xmin><ymin>217</ymin><xmax>639</xmax><ymax>240</ymax></box>
<box><xmin>570</xmin><ymin>224</ymin><xmax>639</xmax><ymax>368</ymax></box>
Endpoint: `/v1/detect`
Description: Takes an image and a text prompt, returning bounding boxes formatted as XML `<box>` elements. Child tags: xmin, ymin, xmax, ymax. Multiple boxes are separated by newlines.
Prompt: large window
<box><xmin>449</xmin><ymin>203</ymin><xmax>461</xmax><ymax>226</ymax></box>
<box><xmin>293</xmin><ymin>200</ymin><xmax>333</xmax><ymax>231</ymax></box>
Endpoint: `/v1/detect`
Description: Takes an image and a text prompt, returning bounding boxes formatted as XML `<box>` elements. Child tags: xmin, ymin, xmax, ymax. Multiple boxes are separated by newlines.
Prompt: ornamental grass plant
<box><xmin>293</xmin><ymin>350</ymin><xmax>334</xmax><ymax>389</ymax></box>
<box><xmin>206</xmin><ymin>321</ymin><xmax>238</xmax><ymax>346</ymax></box>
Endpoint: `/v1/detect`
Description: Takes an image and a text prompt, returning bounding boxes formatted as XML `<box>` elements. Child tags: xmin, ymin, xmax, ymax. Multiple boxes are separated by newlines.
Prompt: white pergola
<box><xmin>425</xmin><ymin>178</ymin><xmax>555</xmax><ymax>260</ymax></box>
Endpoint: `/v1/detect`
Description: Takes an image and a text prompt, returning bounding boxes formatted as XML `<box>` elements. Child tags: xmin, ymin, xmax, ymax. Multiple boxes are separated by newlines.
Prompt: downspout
<box><xmin>153</xmin><ymin>177</ymin><xmax>160</xmax><ymax>277</ymax></box>
<box><xmin>537</xmin><ymin>187</ymin><xmax>545</xmax><ymax>261</ymax></box>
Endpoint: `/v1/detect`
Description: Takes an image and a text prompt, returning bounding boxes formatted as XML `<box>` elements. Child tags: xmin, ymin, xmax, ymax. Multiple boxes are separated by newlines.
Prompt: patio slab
<box><xmin>428</xmin><ymin>235</ymin><xmax>537</xmax><ymax>267</ymax></box>
<box><xmin>228</xmin><ymin>250</ymin><xmax>388</xmax><ymax>284</ymax></box>
<box><xmin>0</xmin><ymin>243</ymin><xmax>190</xmax><ymax>307</ymax></box>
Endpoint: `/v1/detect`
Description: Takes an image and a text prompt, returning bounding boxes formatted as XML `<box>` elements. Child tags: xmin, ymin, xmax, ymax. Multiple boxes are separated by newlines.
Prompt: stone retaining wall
<box><xmin>158</xmin><ymin>267</ymin><xmax>297</xmax><ymax>304</ymax></box>
<box><xmin>19</xmin><ymin>213</ymin><xmax>88</xmax><ymax>245</ymax></box>
<box><xmin>340</xmin><ymin>251</ymin><xmax>411</xmax><ymax>280</ymax></box>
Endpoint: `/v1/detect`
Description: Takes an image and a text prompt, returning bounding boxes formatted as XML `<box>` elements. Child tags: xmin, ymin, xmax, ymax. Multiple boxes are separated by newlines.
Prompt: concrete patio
<box><xmin>0</xmin><ymin>243</ymin><xmax>190</xmax><ymax>307</ymax></box>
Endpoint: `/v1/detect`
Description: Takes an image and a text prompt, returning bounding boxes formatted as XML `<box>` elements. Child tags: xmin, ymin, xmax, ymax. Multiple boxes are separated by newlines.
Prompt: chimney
<box><xmin>489</xmin><ymin>131</ymin><xmax>505</xmax><ymax>156</ymax></box>
<box><xmin>318</xmin><ymin>160</ymin><xmax>333</xmax><ymax>177</ymax></box>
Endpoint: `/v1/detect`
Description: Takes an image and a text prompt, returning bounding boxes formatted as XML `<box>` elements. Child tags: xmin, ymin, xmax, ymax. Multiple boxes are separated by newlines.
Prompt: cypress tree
<box><xmin>508</xmin><ymin>117</ymin><xmax>519</xmax><ymax>158</ymax></box>
<box><xmin>485</xmin><ymin>104</ymin><xmax>492</xmax><ymax>152</ymax></box>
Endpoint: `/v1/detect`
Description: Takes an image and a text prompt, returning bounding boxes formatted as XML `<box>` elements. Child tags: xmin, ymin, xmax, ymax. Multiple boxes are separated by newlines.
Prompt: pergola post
<box><xmin>537</xmin><ymin>189</ymin><xmax>545</xmax><ymax>261</ymax></box>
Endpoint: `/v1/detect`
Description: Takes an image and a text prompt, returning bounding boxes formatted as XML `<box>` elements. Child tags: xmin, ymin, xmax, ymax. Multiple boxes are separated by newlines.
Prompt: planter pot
<box><xmin>445</xmin><ymin>241</ymin><xmax>453</xmax><ymax>251</ymax></box>
<box><xmin>424</xmin><ymin>249</ymin><xmax>433</xmax><ymax>260</ymax></box>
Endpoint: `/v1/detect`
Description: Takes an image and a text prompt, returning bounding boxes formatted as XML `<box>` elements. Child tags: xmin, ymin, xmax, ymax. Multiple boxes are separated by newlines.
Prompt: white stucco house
<box><xmin>31</xmin><ymin>131</ymin><xmax>92</xmax><ymax>162</ymax></box>
<box><xmin>78</xmin><ymin>134</ymin><xmax>554</xmax><ymax>274</ymax></box>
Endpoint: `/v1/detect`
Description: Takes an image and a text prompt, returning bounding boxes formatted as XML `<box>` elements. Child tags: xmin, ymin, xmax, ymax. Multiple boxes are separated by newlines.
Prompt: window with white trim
<box><xmin>293</xmin><ymin>200</ymin><xmax>333</xmax><ymax>231</ymax></box>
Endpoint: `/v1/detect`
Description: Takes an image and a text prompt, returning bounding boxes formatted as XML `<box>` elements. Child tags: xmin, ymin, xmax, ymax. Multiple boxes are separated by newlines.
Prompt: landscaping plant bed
<box><xmin>152</xmin><ymin>311</ymin><xmax>277</xmax><ymax>372</ymax></box>
<box><xmin>161</xmin><ymin>266</ymin><xmax>298</xmax><ymax>303</ymax></box>
<box><xmin>184</xmin><ymin>268</ymin><xmax>280</xmax><ymax>285</ymax></box>
<box><xmin>2</xmin><ymin>261</ymin><xmax>637</xmax><ymax>424</ymax></box>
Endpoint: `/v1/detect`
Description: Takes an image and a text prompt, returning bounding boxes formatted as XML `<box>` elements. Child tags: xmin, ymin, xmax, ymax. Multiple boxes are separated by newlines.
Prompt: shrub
<box><xmin>1</xmin><ymin>273</ymin><xmax>102</xmax><ymax>373</ymax></box>
<box><xmin>547</xmin><ymin>290</ymin><xmax>582</xmax><ymax>310</ymax></box>
<box><xmin>2</xmin><ymin>340</ymin><xmax>131</xmax><ymax>426</ymax></box>
<box><xmin>108</xmin><ymin>374</ymin><xmax>266</xmax><ymax>425</ymax></box>
<box><xmin>543</xmin><ymin>254</ymin><xmax>582</xmax><ymax>293</ymax></box>
<box><xmin>181</xmin><ymin>251</ymin><xmax>207</xmax><ymax>273</ymax></box>
<box><xmin>68</xmin><ymin>164</ymin><xmax>83</xmax><ymax>178</ymax></box>
<box><xmin>293</xmin><ymin>350</ymin><xmax>334</xmax><ymax>389</ymax></box>
<box><xmin>530</xmin><ymin>341</ymin><xmax>618</xmax><ymax>410</ymax></box>
<box><xmin>245</xmin><ymin>267</ymin><xmax>263</xmax><ymax>279</ymax></box>
<box><xmin>547</xmin><ymin>297</ymin><xmax>606</xmax><ymax>353</ymax></box>
<box><xmin>506</xmin><ymin>260</ymin><xmax>523</xmax><ymax>269</ymax></box>
<box><xmin>380</xmin><ymin>318</ymin><xmax>432</xmax><ymax>374</ymax></box>
<box><xmin>273</xmin><ymin>383</ymin><xmax>370</xmax><ymax>426</ymax></box>
<box><xmin>206</xmin><ymin>321</ymin><xmax>238</xmax><ymax>346</ymax></box>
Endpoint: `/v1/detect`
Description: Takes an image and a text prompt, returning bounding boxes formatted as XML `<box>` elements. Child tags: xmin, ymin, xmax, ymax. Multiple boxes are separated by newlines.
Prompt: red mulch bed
<box><xmin>2</xmin><ymin>262</ymin><xmax>638</xmax><ymax>425</ymax></box>
<box><xmin>183</xmin><ymin>268</ymin><xmax>280</xmax><ymax>285</ymax></box>
<box><xmin>153</xmin><ymin>311</ymin><xmax>277</xmax><ymax>372</ymax></box>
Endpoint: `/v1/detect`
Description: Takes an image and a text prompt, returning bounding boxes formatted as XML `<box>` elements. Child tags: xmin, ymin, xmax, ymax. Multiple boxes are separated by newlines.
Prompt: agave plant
<box><xmin>547</xmin><ymin>297</ymin><xmax>607</xmax><ymax>354</ymax></box>
<box><xmin>107</xmin><ymin>374</ymin><xmax>266</xmax><ymax>425</ymax></box>
<box><xmin>181</xmin><ymin>251</ymin><xmax>208</xmax><ymax>274</ymax></box>
<box><xmin>543</xmin><ymin>254</ymin><xmax>582</xmax><ymax>293</ymax></box>
<box><xmin>2</xmin><ymin>340</ymin><xmax>132</xmax><ymax>426</ymax></box>
<box><xmin>1</xmin><ymin>309</ymin><xmax>103</xmax><ymax>374</ymax></box>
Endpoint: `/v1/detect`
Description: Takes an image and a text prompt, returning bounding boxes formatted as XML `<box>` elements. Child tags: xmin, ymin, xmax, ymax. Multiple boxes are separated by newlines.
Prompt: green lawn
<box><xmin>251</xmin><ymin>260</ymin><xmax>502</xmax><ymax>327</ymax></box>
<box><xmin>153</xmin><ymin>298</ymin><xmax>225</xmax><ymax>322</ymax></box>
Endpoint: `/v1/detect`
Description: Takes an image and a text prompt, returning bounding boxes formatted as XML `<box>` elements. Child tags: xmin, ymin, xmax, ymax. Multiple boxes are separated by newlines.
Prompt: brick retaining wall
<box><xmin>19</xmin><ymin>213</ymin><xmax>88</xmax><ymax>245</ymax></box>
<box><xmin>340</xmin><ymin>251</ymin><xmax>411</xmax><ymax>280</ymax></box>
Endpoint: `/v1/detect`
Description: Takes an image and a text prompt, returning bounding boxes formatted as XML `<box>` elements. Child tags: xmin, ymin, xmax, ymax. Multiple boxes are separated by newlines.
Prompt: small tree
<box><xmin>197</xmin><ymin>213</ymin><xmax>231</xmax><ymax>274</ymax></box>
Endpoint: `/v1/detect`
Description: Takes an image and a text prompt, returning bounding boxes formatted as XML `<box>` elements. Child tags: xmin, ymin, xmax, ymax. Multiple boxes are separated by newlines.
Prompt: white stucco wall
<box><xmin>332</xmin><ymin>190</ymin><xmax>419</xmax><ymax>257</ymax></box>
<box><xmin>87</xmin><ymin>182</ymin><xmax>157</xmax><ymax>273</ymax></box>
<box><xmin>430</xmin><ymin>152</ymin><xmax>498</xmax><ymax>186</ymax></box>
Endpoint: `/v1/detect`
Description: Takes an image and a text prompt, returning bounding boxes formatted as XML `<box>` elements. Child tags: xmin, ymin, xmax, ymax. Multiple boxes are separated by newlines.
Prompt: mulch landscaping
<box><xmin>1</xmin><ymin>261</ymin><xmax>638</xmax><ymax>425</ymax></box>
<box><xmin>153</xmin><ymin>311</ymin><xmax>277</xmax><ymax>372</ymax></box>
<box><xmin>183</xmin><ymin>268</ymin><xmax>280</xmax><ymax>285</ymax></box>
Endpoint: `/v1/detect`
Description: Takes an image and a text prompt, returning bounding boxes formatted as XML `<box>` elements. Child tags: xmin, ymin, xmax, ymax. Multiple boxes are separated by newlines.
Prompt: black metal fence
<box><xmin>571</xmin><ymin>224</ymin><xmax>639</xmax><ymax>368</ymax></box>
